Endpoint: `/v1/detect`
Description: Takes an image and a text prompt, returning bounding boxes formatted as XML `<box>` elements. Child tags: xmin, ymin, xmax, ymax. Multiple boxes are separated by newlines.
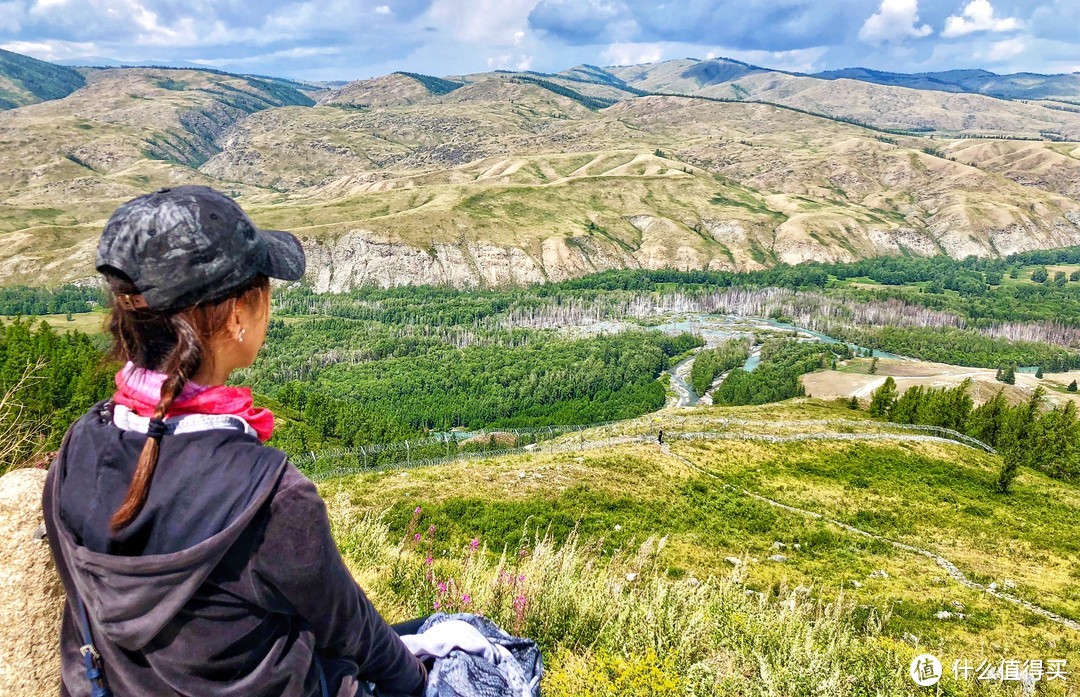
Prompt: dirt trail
<box><xmin>659</xmin><ymin>443</ymin><xmax>1080</xmax><ymax>633</ymax></box>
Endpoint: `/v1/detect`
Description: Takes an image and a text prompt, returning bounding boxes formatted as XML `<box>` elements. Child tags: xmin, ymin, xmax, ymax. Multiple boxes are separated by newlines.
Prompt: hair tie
<box><xmin>146</xmin><ymin>418</ymin><xmax>169</xmax><ymax>439</ymax></box>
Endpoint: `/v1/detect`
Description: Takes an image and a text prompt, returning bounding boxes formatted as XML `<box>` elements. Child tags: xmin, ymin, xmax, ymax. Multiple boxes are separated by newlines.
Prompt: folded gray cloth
<box><xmin>412</xmin><ymin>613</ymin><xmax>542</xmax><ymax>697</ymax></box>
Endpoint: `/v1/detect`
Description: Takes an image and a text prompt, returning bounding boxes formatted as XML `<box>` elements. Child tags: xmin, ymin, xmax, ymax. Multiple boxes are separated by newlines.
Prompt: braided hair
<box><xmin>105</xmin><ymin>274</ymin><xmax>269</xmax><ymax>530</ymax></box>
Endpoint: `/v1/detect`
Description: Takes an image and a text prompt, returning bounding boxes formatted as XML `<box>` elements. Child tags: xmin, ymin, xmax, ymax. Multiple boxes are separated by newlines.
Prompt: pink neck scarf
<box><xmin>113</xmin><ymin>362</ymin><xmax>275</xmax><ymax>442</ymax></box>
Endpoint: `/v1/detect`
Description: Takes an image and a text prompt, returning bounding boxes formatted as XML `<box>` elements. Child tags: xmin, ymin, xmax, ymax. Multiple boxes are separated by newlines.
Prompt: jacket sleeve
<box><xmin>251</xmin><ymin>465</ymin><xmax>427</xmax><ymax>697</ymax></box>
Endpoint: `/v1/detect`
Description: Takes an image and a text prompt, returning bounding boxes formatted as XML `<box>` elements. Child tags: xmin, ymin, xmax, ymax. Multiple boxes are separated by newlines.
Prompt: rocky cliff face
<box><xmin>298</xmin><ymin>211</ymin><xmax>1080</xmax><ymax>289</ymax></box>
<box><xmin>302</xmin><ymin>230</ymin><xmax>650</xmax><ymax>290</ymax></box>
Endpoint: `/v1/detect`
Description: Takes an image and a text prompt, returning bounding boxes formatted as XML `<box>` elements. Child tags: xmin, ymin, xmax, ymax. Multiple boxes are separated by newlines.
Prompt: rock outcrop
<box><xmin>0</xmin><ymin>468</ymin><xmax>62</xmax><ymax>696</ymax></box>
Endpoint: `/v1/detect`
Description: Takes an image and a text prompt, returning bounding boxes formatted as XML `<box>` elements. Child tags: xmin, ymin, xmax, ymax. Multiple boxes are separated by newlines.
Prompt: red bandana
<box><xmin>112</xmin><ymin>362</ymin><xmax>275</xmax><ymax>442</ymax></box>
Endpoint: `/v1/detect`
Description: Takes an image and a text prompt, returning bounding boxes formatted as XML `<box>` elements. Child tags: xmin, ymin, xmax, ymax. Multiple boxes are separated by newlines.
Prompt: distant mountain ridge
<box><xmin>1</xmin><ymin>48</ymin><xmax>1079</xmax><ymax>289</ymax></box>
<box><xmin>810</xmin><ymin>66</ymin><xmax>1080</xmax><ymax>101</ymax></box>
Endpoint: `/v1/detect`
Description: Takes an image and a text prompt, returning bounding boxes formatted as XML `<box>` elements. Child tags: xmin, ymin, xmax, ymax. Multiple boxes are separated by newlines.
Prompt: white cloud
<box><xmin>942</xmin><ymin>0</ymin><xmax>1021</xmax><ymax>38</ymax></box>
<box><xmin>858</xmin><ymin>0</ymin><xmax>932</xmax><ymax>44</ymax></box>
<box><xmin>194</xmin><ymin>45</ymin><xmax>343</xmax><ymax>67</ymax></box>
<box><xmin>374</xmin><ymin>5</ymin><xmax>391</xmax><ymax>14</ymax></box>
<box><xmin>985</xmin><ymin>36</ymin><xmax>1025</xmax><ymax>61</ymax></box>
<box><xmin>425</xmin><ymin>0</ymin><xmax>540</xmax><ymax>45</ymax></box>
<box><xmin>484</xmin><ymin>51</ymin><xmax>533</xmax><ymax>70</ymax></box>
<box><xmin>0</xmin><ymin>38</ymin><xmax>97</xmax><ymax>60</ymax></box>
<box><xmin>601</xmin><ymin>41</ymin><xmax>663</xmax><ymax>66</ymax></box>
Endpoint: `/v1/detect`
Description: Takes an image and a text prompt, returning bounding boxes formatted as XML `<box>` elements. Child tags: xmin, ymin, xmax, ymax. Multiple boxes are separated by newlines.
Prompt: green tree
<box><xmin>1033</xmin><ymin>402</ymin><xmax>1079</xmax><ymax>481</ymax></box>
<box><xmin>1054</xmin><ymin>271</ymin><xmax>1067</xmax><ymax>287</ymax></box>
<box><xmin>1069</xmin><ymin>380</ymin><xmax>1078</xmax><ymax>393</ymax></box>
<box><xmin>1031</xmin><ymin>266</ymin><xmax>1049</xmax><ymax>283</ymax></box>
<box><xmin>1002</xmin><ymin>365</ymin><xmax>1016</xmax><ymax>385</ymax></box>
<box><xmin>868</xmin><ymin>357</ymin><xmax>878</xmax><ymax>375</ymax></box>
<box><xmin>1071</xmin><ymin>269</ymin><xmax>1080</xmax><ymax>282</ymax></box>
<box><xmin>997</xmin><ymin>387</ymin><xmax>1045</xmax><ymax>493</ymax></box>
<box><xmin>967</xmin><ymin>389</ymin><xmax>1009</xmax><ymax>448</ymax></box>
<box><xmin>1036</xmin><ymin>366</ymin><xmax>1044</xmax><ymax>379</ymax></box>
<box><xmin>869</xmin><ymin>377</ymin><xmax>897</xmax><ymax>417</ymax></box>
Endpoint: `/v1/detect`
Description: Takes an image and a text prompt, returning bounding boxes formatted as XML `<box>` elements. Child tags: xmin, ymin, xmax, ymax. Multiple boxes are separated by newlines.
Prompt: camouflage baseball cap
<box><xmin>96</xmin><ymin>186</ymin><xmax>305</xmax><ymax>311</ymax></box>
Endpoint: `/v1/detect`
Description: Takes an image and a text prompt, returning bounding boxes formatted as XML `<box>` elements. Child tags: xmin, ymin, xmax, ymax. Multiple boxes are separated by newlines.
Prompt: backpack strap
<box><xmin>74</xmin><ymin>593</ymin><xmax>113</xmax><ymax>697</ymax></box>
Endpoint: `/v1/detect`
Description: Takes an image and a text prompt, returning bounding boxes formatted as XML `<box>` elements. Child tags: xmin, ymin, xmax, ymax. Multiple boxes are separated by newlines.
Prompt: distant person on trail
<box><xmin>41</xmin><ymin>186</ymin><xmax>432</xmax><ymax>697</ymax></box>
<box><xmin>658</xmin><ymin>427</ymin><xmax>664</xmax><ymax>445</ymax></box>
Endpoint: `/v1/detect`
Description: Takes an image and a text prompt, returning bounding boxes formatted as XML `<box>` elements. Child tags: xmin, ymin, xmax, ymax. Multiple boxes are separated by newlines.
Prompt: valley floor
<box><xmin>803</xmin><ymin>358</ymin><xmax>1080</xmax><ymax>408</ymax></box>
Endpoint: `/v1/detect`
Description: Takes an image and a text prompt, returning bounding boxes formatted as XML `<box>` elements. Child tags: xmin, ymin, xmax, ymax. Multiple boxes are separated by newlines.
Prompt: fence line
<box><xmin>305</xmin><ymin>418</ymin><xmax>995</xmax><ymax>481</ymax></box>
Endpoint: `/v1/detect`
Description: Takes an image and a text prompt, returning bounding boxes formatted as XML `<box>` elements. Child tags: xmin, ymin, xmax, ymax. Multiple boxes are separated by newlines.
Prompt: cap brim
<box><xmin>258</xmin><ymin>229</ymin><xmax>306</xmax><ymax>282</ymax></box>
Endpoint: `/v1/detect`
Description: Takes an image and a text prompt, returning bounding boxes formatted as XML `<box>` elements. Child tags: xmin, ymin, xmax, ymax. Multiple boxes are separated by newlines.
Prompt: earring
<box><xmin>238</xmin><ymin>328</ymin><xmax>246</xmax><ymax>343</ymax></box>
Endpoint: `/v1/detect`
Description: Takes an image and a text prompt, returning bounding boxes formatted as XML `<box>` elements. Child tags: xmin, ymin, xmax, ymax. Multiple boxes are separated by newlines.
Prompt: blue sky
<box><xmin>1</xmin><ymin>0</ymin><xmax>1077</xmax><ymax>81</ymax></box>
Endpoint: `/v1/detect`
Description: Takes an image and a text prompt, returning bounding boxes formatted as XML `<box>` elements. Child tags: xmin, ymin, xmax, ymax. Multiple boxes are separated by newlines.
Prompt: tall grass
<box><xmin>326</xmin><ymin>500</ymin><xmax>1030</xmax><ymax>696</ymax></box>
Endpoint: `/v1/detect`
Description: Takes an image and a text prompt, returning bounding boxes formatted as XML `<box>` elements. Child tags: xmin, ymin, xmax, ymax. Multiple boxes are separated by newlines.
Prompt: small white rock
<box><xmin>1003</xmin><ymin>579</ymin><xmax>1016</xmax><ymax>590</ymax></box>
<box><xmin>772</xmin><ymin>542</ymin><xmax>786</xmax><ymax>550</ymax></box>
<box><xmin>850</xmin><ymin>580</ymin><xmax>863</xmax><ymax>589</ymax></box>
<box><xmin>793</xmin><ymin>543</ymin><xmax>802</xmax><ymax>551</ymax></box>
<box><xmin>626</xmin><ymin>572</ymin><xmax>638</xmax><ymax>582</ymax></box>
<box><xmin>725</xmin><ymin>557</ymin><xmax>742</xmax><ymax>566</ymax></box>
<box><xmin>869</xmin><ymin>570</ymin><xmax>889</xmax><ymax>579</ymax></box>
<box><xmin>687</xmin><ymin>576</ymin><xmax>700</xmax><ymax>587</ymax></box>
<box><xmin>935</xmin><ymin>610</ymin><xmax>953</xmax><ymax>620</ymax></box>
<box><xmin>614</xmin><ymin>524</ymin><xmax>622</xmax><ymax>532</ymax></box>
<box><xmin>768</xmin><ymin>554</ymin><xmax>787</xmax><ymax>562</ymax></box>
<box><xmin>988</xmin><ymin>582</ymin><xmax>999</xmax><ymax>592</ymax></box>
<box><xmin>902</xmin><ymin>632</ymin><xmax>919</xmax><ymax>645</ymax></box>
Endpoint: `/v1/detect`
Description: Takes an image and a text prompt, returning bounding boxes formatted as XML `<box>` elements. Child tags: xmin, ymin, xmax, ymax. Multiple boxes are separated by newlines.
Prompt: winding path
<box><xmin>659</xmin><ymin>443</ymin><xmax>1080</xmax><ymax>633</ymax></box>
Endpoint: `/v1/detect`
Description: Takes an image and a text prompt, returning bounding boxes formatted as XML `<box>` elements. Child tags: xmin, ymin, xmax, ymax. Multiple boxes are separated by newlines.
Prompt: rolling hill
<box><xmin>1</xmin><ymin>49</ymin><xmax>1079</xmax><ymax>288</ymax></box>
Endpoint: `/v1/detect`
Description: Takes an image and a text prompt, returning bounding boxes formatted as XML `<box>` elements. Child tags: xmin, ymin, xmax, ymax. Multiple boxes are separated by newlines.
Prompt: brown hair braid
<box><xmin>105</xmin><ymin>274</ymin><xmax>270</xmax><ymax>530</ymax></box>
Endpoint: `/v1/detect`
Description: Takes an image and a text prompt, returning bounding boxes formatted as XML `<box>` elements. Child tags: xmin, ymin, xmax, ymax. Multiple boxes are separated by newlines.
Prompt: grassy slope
<box><xmin>0</xmin><ymin>48</ymin><xmax>85</xmax><ymax>109</ymax></box>
<box><xmin>319</xmin><ymin>400</ymin><xmax>1079</xmax><ymax>692</ymax></box>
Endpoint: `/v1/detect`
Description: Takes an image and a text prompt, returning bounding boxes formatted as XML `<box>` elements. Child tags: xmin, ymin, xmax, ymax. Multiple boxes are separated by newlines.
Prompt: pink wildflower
<box><xmin>469</xmin><ymin>538</ymin><xmax>480</xmax><ymax>550</ymax></box>
<box><xmin>437</xmin><ymin>582</ymin><xmax>448</xmax><ymax>593</ymax></box>
<box><xmin>426</xmin><ymin>555</ymin><xmax>434</xmax><ymax>566</ymax></box>
<box><xmin>462</xmin><ymin>594</ymin><xmax>471</xmax><ymax>606</ymax></box>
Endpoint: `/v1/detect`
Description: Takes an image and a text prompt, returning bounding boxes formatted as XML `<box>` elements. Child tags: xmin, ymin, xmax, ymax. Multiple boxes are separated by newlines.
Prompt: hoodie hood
<box><xmin>48</xmin><ymin>402</ymin><xmax>287</xmax><ymax>650</ymax></box>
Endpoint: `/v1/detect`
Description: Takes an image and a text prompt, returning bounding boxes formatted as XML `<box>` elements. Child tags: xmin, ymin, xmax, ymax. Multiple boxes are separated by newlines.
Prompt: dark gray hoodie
<box><xmin>43</xmin><ymin>401</ymin><xmax>427</xmax><ymax>697</ymax></box>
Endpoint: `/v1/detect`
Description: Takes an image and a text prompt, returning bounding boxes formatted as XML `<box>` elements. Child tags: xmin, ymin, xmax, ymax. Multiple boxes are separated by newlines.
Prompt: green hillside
<box><xmin>317</xmin><ymin>401</ymin><xmax>1079</xmax><ymax>696</ymax></box>
<box><xmin>0</xmin><ymin>48</ymin><xmax>85</xmax><ymax>109</ymax></box>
